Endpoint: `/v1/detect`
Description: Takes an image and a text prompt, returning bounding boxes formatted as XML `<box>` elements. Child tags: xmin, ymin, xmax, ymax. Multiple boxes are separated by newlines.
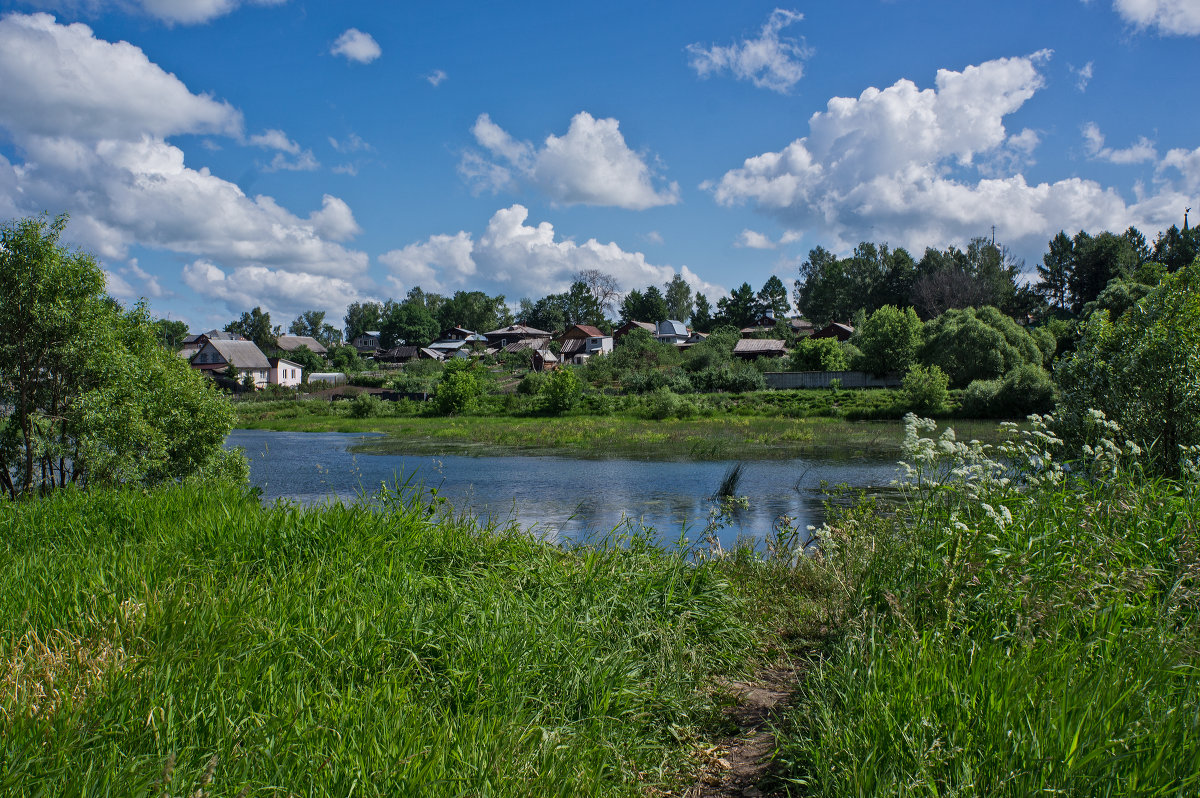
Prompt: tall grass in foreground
<box><xmin>774</xmin><ymin>415</ymin><xmax>1200</xmax><ymax>795</ymax></box>
<box><xmin>0</xmin><ymin>483</ymin><xmax>763</xmax><ymax>796</ymax></box>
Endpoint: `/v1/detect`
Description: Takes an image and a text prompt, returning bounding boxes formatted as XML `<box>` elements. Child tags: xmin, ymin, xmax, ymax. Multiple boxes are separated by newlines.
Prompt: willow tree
<box><xmin>0</xmin><ymin>213</ymin><xmax>242</xmax><ymax>498</ymax></box>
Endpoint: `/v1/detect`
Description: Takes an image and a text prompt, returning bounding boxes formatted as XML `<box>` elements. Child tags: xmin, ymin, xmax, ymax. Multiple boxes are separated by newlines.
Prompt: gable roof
<box><xmin>205</xmin><ymin>339</ymin><xmax>271</xmax><ymax>369</ymax></box>
<box><xmin>275</xmin><ymin>335</ymin><xmax>328</xmax><ymax>355</ymax></box>
<box><xmin>483</xmin><ymin>324</ymin><xmax>551</xmax><ymax>339</ymax></box>
<box><xmin>733</xmin><ymin>338</ymin><xmax>788</xmax><ymax>356</ymax></box>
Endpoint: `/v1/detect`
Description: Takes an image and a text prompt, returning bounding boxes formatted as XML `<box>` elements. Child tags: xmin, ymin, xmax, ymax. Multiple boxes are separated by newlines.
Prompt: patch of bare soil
<box><xmin>685</xmin><ymin>664</ymin><xmax>801</xmax><ymax>798</ymax></box>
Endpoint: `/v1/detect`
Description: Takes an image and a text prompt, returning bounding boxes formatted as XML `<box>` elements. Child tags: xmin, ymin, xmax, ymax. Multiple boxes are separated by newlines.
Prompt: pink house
<box><xmin>269</xmin><ymin>357</ymin><xmax>303</xmax><ymax>387</ymax></box>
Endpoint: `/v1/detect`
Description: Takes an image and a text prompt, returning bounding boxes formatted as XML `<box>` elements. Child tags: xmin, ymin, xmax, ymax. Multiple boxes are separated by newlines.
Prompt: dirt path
<box><xmin>686</xmin><ymin>664</ymin><xmax>801</xmax><ymax>798</ymax></box>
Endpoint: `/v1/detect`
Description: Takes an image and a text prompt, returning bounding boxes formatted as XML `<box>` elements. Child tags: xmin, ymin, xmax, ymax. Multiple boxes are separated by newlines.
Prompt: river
<box><xmin>227</xmin><ymin>429</ymin><xmax>902</xmax><ymax>548</ymax></box>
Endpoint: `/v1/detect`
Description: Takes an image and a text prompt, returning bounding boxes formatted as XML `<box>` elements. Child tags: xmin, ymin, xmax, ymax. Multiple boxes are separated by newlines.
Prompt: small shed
<box><xmin>733</xmin><ymin>338</ymin><xmax>789</xmax><ymax>359</ymax></box>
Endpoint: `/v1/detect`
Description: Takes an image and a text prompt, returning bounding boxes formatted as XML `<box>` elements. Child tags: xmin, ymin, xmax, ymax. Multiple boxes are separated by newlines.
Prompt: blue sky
<box><xmin>0</xmin><ymin>0</ymin><xmax>1196</xmax><ymax>330</ymax></box>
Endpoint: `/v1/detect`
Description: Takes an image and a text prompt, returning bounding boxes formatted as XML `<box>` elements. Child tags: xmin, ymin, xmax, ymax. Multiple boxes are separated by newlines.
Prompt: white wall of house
<box><xmin>586</xmin><ymin>336</ymin><xmax>613</xmax><ymax>355</ymax></box>
<box><xmin>270</xmin><ymin>360</ymin><xmax>303</xmax><ymax>387</ymax></box>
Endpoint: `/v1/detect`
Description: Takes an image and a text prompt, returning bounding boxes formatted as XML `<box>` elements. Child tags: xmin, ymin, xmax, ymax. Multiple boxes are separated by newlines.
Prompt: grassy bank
<box><xmin>0</xmin><ymin>482</ymin><xmax>807</xmax><ymax>796</ymax></box>
<box><xmin>770</xmin><ymin>419</ymin><xmax>1200</xmax><ymax>795</ymax></box>
<box><xmin>234</xmin><ymin>394</ymin><xmax>1008</xmax><ymax>460</ymax></box>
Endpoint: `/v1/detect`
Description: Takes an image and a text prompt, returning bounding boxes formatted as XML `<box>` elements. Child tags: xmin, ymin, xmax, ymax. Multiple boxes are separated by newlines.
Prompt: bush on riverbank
<box><xmin>0</xmin><ymin>482</ymin><xmax>769</xmax><ymax>796</ymax></box>
<box><xmin>770</xmin><ymin>415</ymin><xmax>1200</xmax><ymax>795</ymax></box>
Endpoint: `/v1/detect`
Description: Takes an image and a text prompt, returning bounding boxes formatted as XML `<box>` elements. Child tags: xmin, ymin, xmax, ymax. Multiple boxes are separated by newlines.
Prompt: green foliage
<box><xmin>961</xmin><ymin>365</ymin><xmax>1055</xmax><ymax>418</ymax></box>
<box><xmin>348</xmin><ymin>391</ymin><xmax>384</xmax><ymax>418</ymax></box>
<box><xmin>690</xmin><ymin>293</ymin><xmax>715</xmax><ymax>333</ymax></box>
<box><xmin>435</xmin><ymin>359</ymin><xmax>484</xmax><ymax>415</ymax></box>
<box><xmin>327</xmin><ymin>344</ymin><xmax>365</xmax><ymax>374</ymax></box>
<box><xmin>381</xmin><ymin>300</ymin><xmax>440</xmax><ymax>348</ymax></box>
<box><xmin>540</xmin><ymin>367</ymin><xmax>582</xmax><ymax>414</ymax></box>
<box><xmin>664</xmin><ymin>274</ymin><xmax>694</xmax><ymax>323</ymax></box>
<box><xmin>639</xmin><ymin>386</ymin><xmax>697</xmax><ymax>420</ymax></box>
<box><xmin>0</xmin><ymin>214</ymin><xmax>241</xmax><ymax>498</ymax></box>
<box><xmin>152</xmin><ymin>318</ymin><xmax>189</xmax><ymax>349</ymax></box>
<box><xmin>919</xmin><ymin>305</ymin><xmax>1044</xmax><ymax>387</ymax></box>
<box><xmin>225</xmin><ymin>306</ymin><xmax>278</xmax><ymax>352</ymax></box>
<box><xmin>516</xmin><ymin>371</ymin><xmax>545</xmax><ymax>395</ymax></box>
<box><xmin>0</xmin><ymin>483</ymin><xmax>758</xmax><ymax>796</ymax></box>
<box><xmin>716</xmin><ymin>282</ymin><xmax>757</xmax><ymax>327</ymax></box>
<box><xmin>1055</xmin><ymin>265</ymin><xmax>1200</xmax><ymax>476</ymax></box>
<box><xmin>435</xmin><ymin>290</ymin><xmax>512</xmax><ymax>334</ymax></box>
<box><xmin>855</xmin><ymin>305</ymin><xmax>923</xmax><ymax>376</ymax></box>
<box><xmin>774</xmin><ymin>417</ymin><xmax>1200</xmax><ymax>796</ymax></box>
<box><xmin>288</xmin><ymin>309</ymin><xmax>342</xmax><ymax>347</ymax></box>
<box><xmin>755</xmin><ymin>275</ymin><xmax>791</xmax><ymax>319</ymax></box>
<box><xmin>620</xmin><ymin>286</ymin><xmax>669</xmax><ymax>324</ymax></box>
<box><xmin>789</xmin><ymin>337</ymin><xmax>849</xmax><ymax>372</ymax></box>
<box><xmin>343</xmin><ymin>300</ymin><xmax>384</xmax><ymax>342</ymax></box>
<box><xmin>902</xmin><ymin>363</ymin><xmax>949</xmax><ymax>414</ymax></box>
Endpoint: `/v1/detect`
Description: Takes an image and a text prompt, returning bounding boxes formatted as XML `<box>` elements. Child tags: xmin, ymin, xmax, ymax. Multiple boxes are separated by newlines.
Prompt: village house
<box><xmin>655</xmin><ymin>320</ymin><xmax>690</xmax><ymax>346</ymax></box>
<box><xmin>733</xmin><ymin>338</ymin><xmax>789</xmax><ymax>359</ymax></box>
<box><xmin>189</xmin><ymin>338</ymin><xmax>271</xmax><ymax>388</ymax></box>
<box><xmin>811</xmin><ymin>322</ymin><xmax>855</xmax><ymax>341</ymax></box>
<box><xmin>268</xmin><ymin>357</ymin><xmax>303</xmax><ymax>387</ymax></box>
<box><xmin>483</xmin><ymin>324</ymin><xmax>552</xmax><ymax>351</ymax></box>
<box><xmin>351</xmin><ymin>331</ymin><xmax>381</xmax><ymax>353</ymax></box>
<box><xmin>556</xmin><ymin>324</ymin><xmax>613</xmax><ymax>364</ymax></box>
<box><xmin>612</xmin><ymin>320</ymin><xmax>656</xmax><ymax>345</ymax></box>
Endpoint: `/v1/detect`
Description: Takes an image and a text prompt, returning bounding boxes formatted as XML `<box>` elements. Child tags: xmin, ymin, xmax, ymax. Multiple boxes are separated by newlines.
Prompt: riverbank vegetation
<box><xmin>0</xmin><ymin>481</ymin><xmax>801</xmax><ymax>796</ymax></box>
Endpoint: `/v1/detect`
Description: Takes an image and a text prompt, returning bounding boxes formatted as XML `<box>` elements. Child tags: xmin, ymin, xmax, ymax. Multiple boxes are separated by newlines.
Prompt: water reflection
<box><xmin>227</xmin><ymin>430</ymin><xmax>901</xmax><ymax>549</ymax></box>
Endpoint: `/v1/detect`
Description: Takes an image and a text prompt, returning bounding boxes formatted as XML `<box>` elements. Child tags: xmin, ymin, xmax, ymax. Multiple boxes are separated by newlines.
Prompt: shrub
<box><xmin>434</xmin><ymin>360</ymin><xmax>484</xmax><ymax>415</ymax></box>
<box><xmin>540</xmin><ymin>367</ymin><xmax>582</xmax><ymax>415</ymax></box>
<box><xmin>789</xmin><ymin>337</ymin><xmax>849</xmax><ymax>372</ymax></box>
<box><xmin>348</xmin><ymin>392</ymin><xmax>383</xmax><ymax>418</ymax></box>
<box><xmin>902</xmin><ymin>364</ymin><xmax>949</xmax><ymax>414</ymax></box>
<box><xmin>517</xmin><ymin>371</ymin><xmax>546</xmax><ymax>395</ymax></box>
<box><xmin>639</xmin><ymin>387</ymin><xmax>695</xmax><ymax>420</ymax></box>
<box><xmin>919</xmin><ymin>306</ymin><xmax>1045</xmax><ymax>387</ymax></box>
<box><xmin>855</xmin><ymin>305</ymin><xmax>923</xmax><ymax>376</ymax></box>
<box><xmin>960</xmin><ymin>379</ymin><xmax>1002</xmax><ymax>417</ymax></box>
<box><xmin>1055</xmin><ymin>264</ymin><xmax>1200</xmax><ymax>476</ymax></box>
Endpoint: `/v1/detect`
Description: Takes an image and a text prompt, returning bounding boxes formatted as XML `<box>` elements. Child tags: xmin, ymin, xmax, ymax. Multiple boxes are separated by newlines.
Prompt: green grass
<box><xmin>771</xmin><ymin>429</ymin><xmax>1200</xmax><ymax>795</ymax></box>
<box><xmin>0</xmin><ymin>483</ymin><xmax>776</xmax><ymax>796</ymax></box>
<box><xmin>233</xmin><ymin>394</ymin><xmax>1014</xmax><ymax>461</ymax></box>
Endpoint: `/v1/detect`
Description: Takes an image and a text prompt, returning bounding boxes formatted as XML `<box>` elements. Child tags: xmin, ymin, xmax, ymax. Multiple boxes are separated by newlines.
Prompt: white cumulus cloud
<box><xmin>1113</xmin><ymin>0</ymin><xmax>1200</xmax><ymax>35</ymax></box>
<box><xmin>330</xmin><ymin>28</ymin><xmax>381</xmax><ymax>64</ymax></box>
<box><xmin>736</xmin><ymin>229</ymin><xmax>777</xmax><ymax>249</ymax></box>
<box><xmin>24</xmin><ymin>0</ymin><xmax>287</xmax><ymax>25</ymax></box>
<box><xmin>0</xmin><ymin>13</ymin><xmax>369</xmax><ymax>317</ymax></box>
<box><xmin>380</xmin><ymin>205</ymin><xmax>724</xmax><ymax>302</ymax></box>
<box><xmin>1070</xmin><ymin>61</ymin><xmax>1095</xmax><ymax>91</ymax></box>
<box><xmin>687</xmin><ymin>8</ymin><xmax>811</xmax><ymax>93</ymax></box>
<box><xmin>1082</xmin><ymin>122</ymin><xmax>1157</xmax><ymax>164</ymax></box>
<box><xmin>463</xmin><ymin>112</ymin><xmax>680</xmax><ymax>210</ymax></box>
<box><xmin>0</xmin><ymin>13</ymin><xmax>242</xmax><ymax>141</ymax></box>
<box><xmin>708</xmin><ymin>51</ymin><xmax>1193</xmax><ymax>263</ymax></box>
<box><xmin>182</xmin><ymin>260</ymin><xmax>364</xmax><ymax>321</ymax></box>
